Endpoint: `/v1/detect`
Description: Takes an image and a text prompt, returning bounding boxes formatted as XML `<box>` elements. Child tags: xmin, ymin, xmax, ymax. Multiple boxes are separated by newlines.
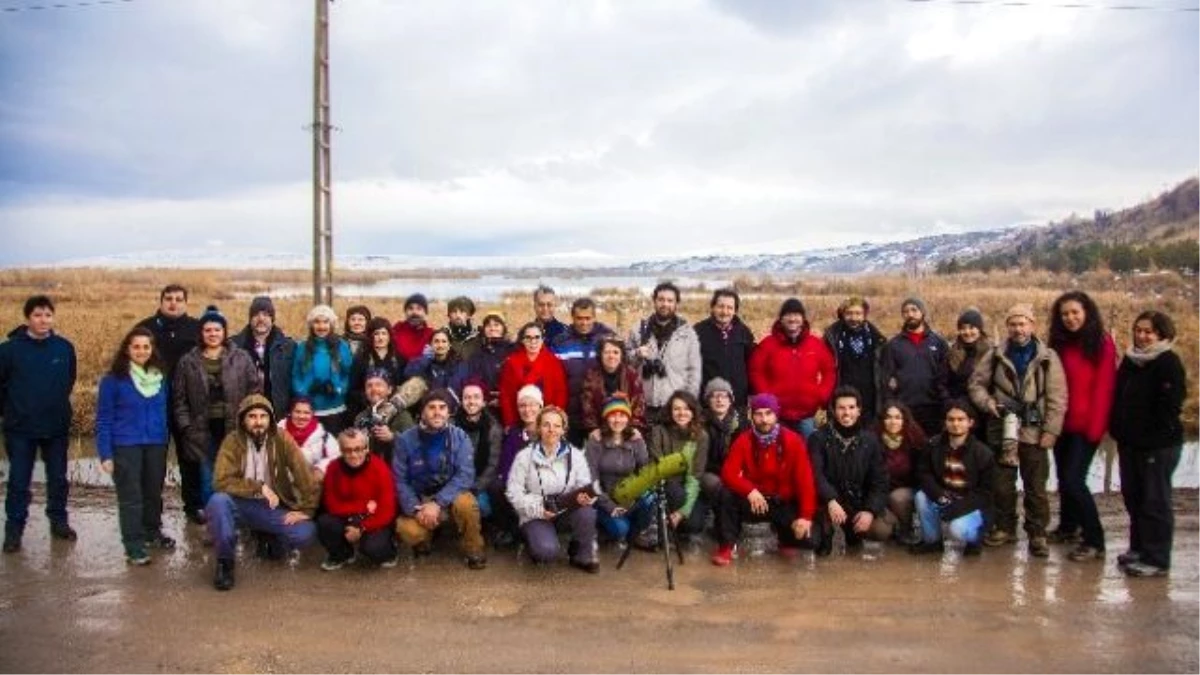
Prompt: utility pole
<box><xmin>312</xmin><ymin>0</ymin><xmax>334</xmax><ymax>306</ymax></box>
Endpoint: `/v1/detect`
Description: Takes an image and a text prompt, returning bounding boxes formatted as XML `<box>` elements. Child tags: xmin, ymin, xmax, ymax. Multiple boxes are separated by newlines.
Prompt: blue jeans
<box><xmin>788</xmin><ymin>417</ymin><xmax>817</xmax><ymax>441</ymax></box>
<box><xmin>1054</xmin><ymin>432</ymin><xmax>1103</xmax><ymax>547</ymax></box>
<box><xmin>205</xmin><ymin>493</ymin><xmax>317</xmax><ymax>561</ymax></box>
<box><xmin>476</xmin><ymin>490</ymin><xmax>493</xmax><ymax>519</ymax></box>
<box><xmin>597</xmin><ymin>493</ymin><xmax>655</xmax><ymax>541</ymax></box>
<box><xmin>198</xmin><ymin>425</ymin><xmax>223</xmax><ymax>507</ymax></box>
<box><xmin>4</xmin><ymin>434</ymin><xmax>70</xmax><ymax>533</ymax></box>
<box><xmin>915</xmin><ymin>490</ymin><xmax>984</xmax><ymax>545</ymax></box>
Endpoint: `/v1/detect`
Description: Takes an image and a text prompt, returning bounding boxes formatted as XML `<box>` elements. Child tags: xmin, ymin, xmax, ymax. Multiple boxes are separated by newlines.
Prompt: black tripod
<box><xmin>615</xmin><ymin>480</ymin><xmax>685</xmax><ymax>590</ymax></box>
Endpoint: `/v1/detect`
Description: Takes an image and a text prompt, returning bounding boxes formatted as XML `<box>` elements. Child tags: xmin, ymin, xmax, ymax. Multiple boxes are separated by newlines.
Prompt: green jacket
<box><xmin>647</xmin><ymin>424</ymin><xmax>708</xmax><ymax>517</ymax></box>
<box><xmin>213</xmin><ymin>394</ymin><xmax>319</xmax><ymax>515</ymax></box>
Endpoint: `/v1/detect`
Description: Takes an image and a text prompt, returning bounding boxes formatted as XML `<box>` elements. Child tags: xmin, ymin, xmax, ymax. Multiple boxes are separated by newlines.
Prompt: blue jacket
<box><xmin>95</xmin><ymin>373</ymin><xmax>169</xmax><ymax>461</ymax></box>
<box><xmin>549</xmin><ymin>322</ymin><xmax>614</xmax><ymax>419</ymax></box>
<box><xmin>403</xmin><ymin>354</ymin><xmax>467</xmax><ymax>400</ymax></box>
<box><xmin>392</xmin><ymin>423</ymin><xmax>475</xmax><ymax>515</ymax></box>
<box><xmin>0</xmin><ymin>327</ymin><xmax>76</xmax><ymax>437</ymax></box>
<box><xmin>291</xmin><ymin>337</ymin><xmax>353</xmax><ymax>415</ymax></box>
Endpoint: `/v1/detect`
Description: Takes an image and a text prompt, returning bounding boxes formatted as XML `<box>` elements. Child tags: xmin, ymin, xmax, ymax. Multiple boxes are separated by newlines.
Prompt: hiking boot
<box><xmin>1116</xmin><ymin>550</ymin><xmax>1141</xmax><ymax>568</ymax></box>
<box><xmin>491</xmin><ymin>530</ymin><xmax>516</xmax><ymax>549</ymax></box>
<box><xmin>963</xmin><ymin>542</ymin><xmax>983</xmax><ymax>557</ymax></box>
<box><xmin>411</xmin><ymin>542</ymin><xmax>433</xmax><ymax>558</ymax></box>
<box><xmin>1123</xmin><ymin>561</ymin><xmax>1168</xmax><ymax>578</ymax></box>
<box><xmin>320</xmin><ymin>554</ymin><xmax>355</xmax><ymax>572</ymax></box>
<box><xmin>255</xmin><ymin>533</ymin><xmax>285</xmax><ymax>561</ymax></box>
<box><xmin>213</xmin><ymin>559</ymin><xmax>235</xmax><ymax>591</ymax></box>
<box><xmin>1047</xmin><ymin>528</ymin><xmax>1081</xmax><ymax>545</ymax></box>
<box><xmin>185</xmin><ymin>509</ymin><xmax>207</xmax><ymax>526</ymax></box>
<box><xmin>908</xmin><ymin>540</ymin><xmax>944</xmax><ymax>555</ymax></box>
<box><xmin>125</xmin><ymin>547</ymin><xmax>152</xmax><ymax>566</ymax></box>
<box><xmin>1068</xmin><ymin>544</ymin><xmax>1105</xmax><ymax>562</ymax></box>
<box><xmin>1028</xmin><ymin>537</ymin><xmax>1050</xmax><ymax>558</ymax></box>
<box><xmin>983</xmin><ymin>529</ymin><xmax>1016</xmax><ymax>547</ymax></box>
<box><xmin>2</xmin><ymin>534</ymin><xmax>21</xmax><ymax>554</ymax></box>
<box><xmin>569</xmin><ymin>558</ymin><xmax>600</xmax><ymax>574</ymax></box>
<box><xmin>49</xmin><ymin>522</ymin><xmax>77</xmax><ymax>542</ymax></box>
<box><xmin>465</xmin><ymin>554</ymin><xmax>487</xmax><ymax>570</ymax></box>
<box><xmin>146</xmin><ymin>533</ymin><xmax>177</xmax><ymax>550</ymax></box>
<box><xmin>711</xmin><ymin>544</ymin><xmax>735</xmax><ymax>567</ymax></box>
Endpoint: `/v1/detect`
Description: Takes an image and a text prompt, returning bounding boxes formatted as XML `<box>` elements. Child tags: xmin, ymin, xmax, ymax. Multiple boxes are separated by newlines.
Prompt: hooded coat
<box><xmin>212</xmin><ymin>394</ymin><xmax>319</xmax><ymax>515</ymax></box>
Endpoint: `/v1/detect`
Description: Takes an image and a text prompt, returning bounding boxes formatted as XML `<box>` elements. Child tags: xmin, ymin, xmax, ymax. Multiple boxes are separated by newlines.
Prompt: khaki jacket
<box><xmin>968</xmin><ymin>338</ymin><xmax>1067</xmax><ymax>445</ymax></box>
<box><xmin>213</xmin><ymin>394</ymin><xmax>319</xmax><ymax>515</ymax></box>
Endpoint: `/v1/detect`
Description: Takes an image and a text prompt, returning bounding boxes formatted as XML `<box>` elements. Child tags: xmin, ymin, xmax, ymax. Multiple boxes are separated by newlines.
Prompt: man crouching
<box><xmin>206</xmin><ymin>394</ymin><xmax>318</xmax><ymax>591</ymax></box>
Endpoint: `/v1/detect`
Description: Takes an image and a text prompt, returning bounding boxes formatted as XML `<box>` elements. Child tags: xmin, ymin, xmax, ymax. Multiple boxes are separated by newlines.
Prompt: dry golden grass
<box><xmin>0</xmin><ymin>267</ymin><xmax>1194</xmax><ymax>438</ymax></box>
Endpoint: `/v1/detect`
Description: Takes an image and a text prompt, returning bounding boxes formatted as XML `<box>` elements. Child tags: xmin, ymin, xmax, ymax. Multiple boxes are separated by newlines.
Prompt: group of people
<box><xmin>0</xmin><ymin>281</ymin><xmax>1187</xmax><ymax>592</ymax></box>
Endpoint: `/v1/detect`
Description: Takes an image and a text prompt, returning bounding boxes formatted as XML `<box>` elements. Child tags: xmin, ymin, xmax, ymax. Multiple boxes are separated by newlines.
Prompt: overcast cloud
<box><xmin>0</xmin><ymin>0</ymin><xmax>1195</xmax><ymax>265</ymax></box>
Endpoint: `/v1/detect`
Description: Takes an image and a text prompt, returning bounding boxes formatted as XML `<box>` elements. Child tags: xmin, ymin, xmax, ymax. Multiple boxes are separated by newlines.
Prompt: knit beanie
<box><xmin>516</xmin><ymin>384</ymin><xmax>544</xmax><ymax>405</ymax></box>
<box><xmin>200</xmin><ymin>305</ymin><xmax>227</xmax><ymax>331</ymax></box>
<box><xmin>778</xmin><ymin>297</ymin><xmax>807</xmax><ymax>320</ymax></box>
<box><xmin>901</xmin><ymin>297</ymin><xmax>927</xmax><ymax>318</ymax></box>
<box><xmin>749</xmin><ymin>393</ymin><xmax>781</xmax><ymax>416</ymax></box>
<box><xmin>601</xmin><ymin>393</ymin><xmax>633</xmax><ymax>420</ymax></box>
<box><xmin>421</xmin><ymin>387</ymin><xmax>456</xmax><ymax>412</ymax></box>
<box><xmin>364</xmin><ymin>368</ymin><xmax>393</xmax><ymax>386</ymax></box>
<box><xmin>248</xmin><ymin>296</ymin><xmax>276</xmax><ymax>320</ymax></box>
<box><xmin>306</xmin><ymin>304</ymin><xmax>338</xmax><ymax>326</ymax></box>
<box><xmin>957</xmin><ymin>308</ymin><xmax>985</xmax><ymax>331</ymax></box>
<box><xmin>405</xmin><ymin>293</ymin><xmax>429</xmax><ymax>312</ymax></box>
<box><xmin>1005</xmin><ymin>303</ymin><xmax>1036</xmax><ymax>324</ymax></box>
<box><xmin>704</xmin><ymin>377</ymin><xmax>734</xmax><ymax>400</ymax></box>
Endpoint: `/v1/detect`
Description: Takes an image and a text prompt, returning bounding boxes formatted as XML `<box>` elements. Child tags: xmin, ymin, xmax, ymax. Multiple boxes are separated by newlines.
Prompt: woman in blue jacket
<box><xmin>96</xmin><ymin>327</ymin><xmax>173</xmax><ymax>565</ymax></box>
<box><xmin>292</xmin><ymin>305</ymin><xmax>354</xmax><ymax>434</ymax></box>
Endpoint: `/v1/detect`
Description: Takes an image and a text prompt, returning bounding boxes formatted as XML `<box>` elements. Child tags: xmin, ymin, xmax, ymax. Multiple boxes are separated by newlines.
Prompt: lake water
<box><xmin>3</xmin><ymin>441</ymin><xmax>1197</xmax><ymax>492</ymax></box>
<box><xmin>252</xmin><ymin>274</ymin><xmax>733</xmax><ymax>302</ymax></box>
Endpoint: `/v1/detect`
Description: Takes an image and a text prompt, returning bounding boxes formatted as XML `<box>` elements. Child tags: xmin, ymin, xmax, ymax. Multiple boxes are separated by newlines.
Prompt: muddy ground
<box><xmin>0</xmin><ymin>488</ymin><xmax>1196</xmax><ymax>673</ymax></box>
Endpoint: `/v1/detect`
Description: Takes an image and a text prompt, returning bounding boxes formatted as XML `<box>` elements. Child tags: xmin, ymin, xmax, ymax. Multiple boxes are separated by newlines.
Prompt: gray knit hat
<box><xmin>704</xmin><ymin>377</ymin><xmax>734</xmax><ymax>400</ymax></box>
<box><xmin>901</xmin><ymin>297</ymin><xmax>927</xmax><ymax>318</ymax></box>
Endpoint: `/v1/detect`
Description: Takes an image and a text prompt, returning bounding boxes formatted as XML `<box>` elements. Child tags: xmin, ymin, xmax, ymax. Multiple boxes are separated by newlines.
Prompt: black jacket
<box><xmin>916</xmin><ymin>433</ymin><xmax>994</xmax><ymax>524</ymax></box>
<box><xmin>807</xmin><ymin>425</ymin><xmax>890</xmax><ymax>516</ymax></box>
<box><xmin>232</xmin><ymin>326</ymin><xmax>295</xmax><ymax>420</ymax></box>
<box><xmin>881</xmin><ymin>328</ymin><xmax>950</xmax><ymax>409</ymax></box>
<box><xmin>137</xmin><ymin>312</ymin><xmax>200</xmax><ymax>376</ymax></box>
<box><xmin>823</xmin><ymin>320</ymin><xmax>887</xmax><ymax>416</ymax></box>
<box><xmin>694</xmin><ymin>317</ymin><xmax>755</xmax><ymax>407</ymax></box>
<box><xmin>704</xmin><ymin>412</ymin><xmax>750</xmax><ymax>475</ymax></box>
<box><xmin>1109</xmin><ymin>350</ymin><xmax>1186</xmax><ymax>451</ymax></box>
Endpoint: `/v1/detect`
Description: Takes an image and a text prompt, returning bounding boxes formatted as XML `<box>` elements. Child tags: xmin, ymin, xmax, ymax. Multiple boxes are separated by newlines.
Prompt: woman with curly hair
<box><xmin>647</xmin><ymin>390</ymin><xmax>709</xmax><ymax>541</ymax></box>
<box><xmin>875</xmin><ymin>400</ymin><xmax>927</xmax><ymax>544</ymax></box>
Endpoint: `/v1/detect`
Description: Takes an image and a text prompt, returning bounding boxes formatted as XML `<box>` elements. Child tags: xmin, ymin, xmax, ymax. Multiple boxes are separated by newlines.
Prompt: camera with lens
<box><xmin>543</xmin><ymin>495</ymin><xmax>564</xmax><ymax>515</ymax></box>
<box><xmin>1021</xmin><ymin>404</ymin><xmax>1043</xmax><ymax>427</ymax></box>
<box><xmin>641</xmin><ymin>358</ymin><xmax>667</xmax><ymax>379</ymax></box>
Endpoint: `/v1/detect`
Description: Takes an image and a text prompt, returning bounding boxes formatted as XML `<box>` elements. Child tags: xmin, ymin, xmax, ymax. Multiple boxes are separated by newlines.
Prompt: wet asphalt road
<box><xmin>0</xmin><ymin>488</ymin><xmax>1196</xmax><ymax>673</ymax></box>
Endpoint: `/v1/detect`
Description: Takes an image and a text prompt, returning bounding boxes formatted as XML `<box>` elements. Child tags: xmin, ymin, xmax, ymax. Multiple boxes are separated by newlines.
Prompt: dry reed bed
<box><xmin>0</xmin><ymin>268</ymin><xmax>1193</xmax><ymax>438</ymax></box>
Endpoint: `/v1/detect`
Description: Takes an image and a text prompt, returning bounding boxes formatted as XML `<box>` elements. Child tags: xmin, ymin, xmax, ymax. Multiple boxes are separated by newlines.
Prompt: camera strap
<box><xmin>534</xmin><ymin>443</ymin><xmax>573</xmax><ymax>500</ymax></box>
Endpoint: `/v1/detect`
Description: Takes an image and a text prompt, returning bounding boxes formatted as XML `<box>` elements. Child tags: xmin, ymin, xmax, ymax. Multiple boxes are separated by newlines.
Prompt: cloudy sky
<box><xmin>0</xmin><ymin>0</ymin><xmax>1195</xmax><ymax>266</ymax></box>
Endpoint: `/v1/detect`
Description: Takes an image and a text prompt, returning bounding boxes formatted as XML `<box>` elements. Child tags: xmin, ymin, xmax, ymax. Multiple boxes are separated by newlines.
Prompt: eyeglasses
<box><xmin>342</xmin><ymin>446</ymin><xmax>368</xmax><ymax>455</ymax></box>
<box><xmin>522</xmin><ymin>335</ymin><xmax>543</xmax><ymax>342</ymax></box>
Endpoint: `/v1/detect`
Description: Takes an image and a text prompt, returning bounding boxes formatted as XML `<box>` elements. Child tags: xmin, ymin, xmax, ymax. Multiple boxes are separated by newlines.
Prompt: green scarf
<box><xmin>130</xmin><ymin>364</ymin><xmax>164</xmax><ymax>398</ymax></box>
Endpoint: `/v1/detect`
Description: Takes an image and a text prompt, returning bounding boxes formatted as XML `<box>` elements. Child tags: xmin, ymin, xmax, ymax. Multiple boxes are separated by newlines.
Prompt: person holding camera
<box><xmin>350</xmin><ymin>369</ymin><xmax>416</xmax><ymax>467</ymax></box>
<box><xmin>317</xmin><ymin>427</ymin><xmax>399</xmax><ymax>571</ymax></box>
<box><xmin>711</xmin><ymin>393</ymin><xmax>817</xmax><ymax>567</ymax></box>
<box><xmin>174</xmin><ymin>305</ymin><xmax>260</xmax><ymax>509</ymax></box>
<box><xmin>506</xmin><ymin>405</ymin><xmax>600</xmax><ymax>573</ymax></box>
<box><xmin>627</xmin><ymin>282</ymin><xmax>702</xmax><ymax>423</ymax></box>
<box><xmin>968</xmin><ymin>303</ymin><xmax>1066</xmax><ymax>558</ymax></box>
<box><xmin>748</xmin><ymin>297</ymin><xmax>836</xmax><ymax>440</ymax></box>
<box><xmin>807</xmin><ymin>386</ymin><xmax>891</xmax><ymax>556</ymax></box>
<box><xmin>291</xmin><ymin>305</ymin><xmax>354</xmax><ymax>434</ymax></box>
<box><xmin>393</xmin><ymin>389</ymin><xmax>487</xmax><ymax>570</ymax></box>
<box><xmin>497</xmin><ymin>322</ymin><xmax>568</xmax><ymax>428</ymax></box>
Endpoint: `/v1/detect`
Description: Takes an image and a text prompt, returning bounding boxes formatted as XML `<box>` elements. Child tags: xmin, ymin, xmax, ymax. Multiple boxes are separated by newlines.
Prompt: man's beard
<box><xmin>247</xmin><ymin>428</ymin><xmax>268</xmax><ymax>445</ymax></box>
<box><xmin>406</xmin><ymin>315</ymin><xmax>425</xmax><ymax>328</ymax></box>
<box><xmin>903</xmin><ymin>318</ymin><xmax>923</xmax><ymax>331</ymax></box>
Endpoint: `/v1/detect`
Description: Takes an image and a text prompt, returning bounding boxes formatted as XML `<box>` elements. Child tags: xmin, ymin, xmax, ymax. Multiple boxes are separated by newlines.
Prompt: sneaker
<box><xmin>491</xmin><ymin>531</ymin><xmax>516</xmax><ymax>549</ymax></box>
<box><xmin>255</xmin><ymin>534</ymin><xmax>285</xmax><ymax>561</ymax></box>
<box><xmin>185</xmin><ymin>509</ymin><xmax>208</xmax><ymax>526</ymax></box>
<box><xmin>711</xmin><ymin>544</ymin><xmax>735</xmax><ymax>567</ymax></box>
<box><xmin>630</xmin><ymin>531</ymin><xmax>657</xmax><ymax>552</ymax></box>
<box><xmin>908</xmin><ymin>540</ymin><xmax>944</xmax><ymax>555</ymax></box>
<box><xmin>411</xmin><ymin>542</ymin><xmax>433</xmax><ymax>558</ymax></box>
<box><xmin>1068</xmin><ymin>545</ymin><xmax>1105</xmax><ymax>562</ymax></box>
<box><xmin>1047</xmin><ymin>528</ymin><xmax>1081</xmax><ymax>545</ymax></box>
<box><xmin>125</xmin><ymin>548</ymin><xmax>152</xmax><ymax>566</ymax></box>
<box><xmin>983</xmin><ymin>529</ymin><xmax>1016</xmax><ymax>547</ymax></box>
<box><xmin>320</xmin><ymin>554</ymin><xmax>354</xmax><ymax>572</ymax></box>
<box><xmin>465</xmin><ymin>554</ymin><xmax>487</xmax><ymax>570</ymax></box>
<box><xmin>1123</xmin><ymin>561</ymin><xmax>1168</xmax><ymax>578</ymax></box>
<box><xmin>569</xmin><ymin>558</ymin><xmax>600</xmax><ymax>574</ymax></box>
<box><xmin>213</xmin><ymin>558</ymin><xmax>235</xmax><ymax>591</ymax></box>
<box><xmin>1028</xmin><ymin>537</ymin><xmax>1050</xmax><ymax>558</ymax></box>
<box><xmin>2</xmin><ymin>535</ymin><xmax>20</xmax><ymax>554</ymax></box>
<box><xmin>963</xmin><ymin>542</ymin><xmax>983</xmax><ymax>556</ymax></box>
<box><xmin>49</xmin><ymin>522</ymin><xmax>77</xmax><ymax>541</ymax></box>
<box><xmin>380</xmin><ymin>551</ymin><xmax>401</xmax><ymax>568</ymax></box>
<box><xmin>146</xmin><ymin>533</ymin><xmax>177</xmax><ymax>550</ymax></box>
<box><xmin>1116</xmin><ymin>550</ymin><xmax>1141</xmax><ymax>568</ymax></box>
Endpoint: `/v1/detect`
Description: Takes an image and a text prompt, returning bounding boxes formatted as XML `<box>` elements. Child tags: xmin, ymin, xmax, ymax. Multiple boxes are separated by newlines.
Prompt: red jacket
<box><xmin>392</xmin><ymin>322</ymin><xmax>435</xmax><ymax>363</ymax></box>
<box><xmin>721</xmin><ymin>426</ymin><xmax>817</xmax><ymax>520</ymax></box>
<box><xmin>749</xmin><ymin>323</ymin><xmax>836</xmax><ymax>422</ymax></box>
<box><xmin>1058</xmin><ymin>336</ymin><xmax>1117</xmax><ymax>443</ymax></box>
<box><xmin>498</xmin><ymin>348</ymin><xmax>568</xmax><ymax>428</ymax></box>
<box><xmin>321</xmin><ymin>454</ymin><xmax>397</xmax><ymax>533</ymax></box>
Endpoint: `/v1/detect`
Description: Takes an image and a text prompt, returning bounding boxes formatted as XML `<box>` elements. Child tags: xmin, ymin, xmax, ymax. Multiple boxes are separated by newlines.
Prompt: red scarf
<box><xmin>285</xmin><ymin>417</ymin><xmax>319</xmax><ymax>447</ymax></box>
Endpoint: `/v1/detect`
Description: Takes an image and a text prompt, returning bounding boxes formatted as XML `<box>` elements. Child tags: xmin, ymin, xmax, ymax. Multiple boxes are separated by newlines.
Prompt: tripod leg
<box><xmin>615</xmin><ymin>533</ymin><xmax>634</xmax><ymax>570</ymax></box>
<box><xmin>657</xmin><ymin>485</ymin><xmax>675</xmax><ymax>590</ymax></box>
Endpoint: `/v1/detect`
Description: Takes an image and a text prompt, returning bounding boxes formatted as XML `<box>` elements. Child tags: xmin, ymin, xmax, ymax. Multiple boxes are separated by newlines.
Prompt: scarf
<box><xmin>830</xmin><ymin>420</ymin><xmax>861</xmax><ymax>453</ymax></box>
<box><xmin>714</xmin><ymin>409</ymin><xmax>742</xmax><ymax>437</ymax></box>
<box><xmin>752</xmin><ymin>423</ymin><xmax>781</xmax><ymax>449</ymax></box>
<box><xmin>841</xmin><ymin>324</ymin><xmax>872</xmax><ymax>359</ymax></box>
<box><xmin>1125</xmin><ymin>339</ymin><xmax>1174</xmax><ymax>366</ymax></box>
<box><xmin>881</xmin><ymin>431</ymin><xmax>904</xmax><ymax>451</ymax></box>
<box><xmin>130</xmin><ymin>363</ymin><xmax>164</xmax><ymax>398</ymax></box>
<box><xmin>651</xmin><ymin>316</ymin><xmax>680</xmax><ymax>345</ymax></box>
<box><xmin>285</xmin><ymin>416</ymin><xmax>319</xmax><ymax>447</ymax></box>
<box><xmin>448</xmin><ymin>322</ymin><xmax>475</xmax><ymax>344</ymax></box>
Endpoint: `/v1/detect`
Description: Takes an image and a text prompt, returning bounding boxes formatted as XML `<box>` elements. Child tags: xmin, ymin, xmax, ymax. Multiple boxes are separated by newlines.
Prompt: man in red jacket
<box><xmin>392</xmin><ymin>293</ymin><xmax>436</xmax><ymax>362</ymax></box>
<box><xmin>317</xmin><ymin>427</ymin><xmax>399</xmax><ymax>570</ymax></box>
<box><xmin>748</xmin><ymin>298</ymin><xmax>836</xmax><ymax>440</ymax></box>
<box><xmin>712</xmin><ymin>393</ymin><xmax>817</xmax><ymax>566</ymax></box>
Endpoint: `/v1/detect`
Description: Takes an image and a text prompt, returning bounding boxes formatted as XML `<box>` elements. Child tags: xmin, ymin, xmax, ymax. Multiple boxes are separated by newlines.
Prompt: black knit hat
<box><xmin>420</xmin><ymin>387</ymin><xmax>457</xmax><ymax>413</ymax></box>
<box><xmin>248</xmin><ymin>296</ymin><xmax>275</xmax><ymax>320</ymax></box>
<box><xmin>405</xmin><ymin>293</ymin><xmax>429</xmax><ymax>312</ymax></box>
<box><xmin>778</xmin><ymin>297</ymin><xmax>807</xmax><ymax>320</ymax></box>
<box><xmin>957</xmin><ymin>308</ymin><xmax>985</xmax><ymax>331</ymax></box>
<box><xmin>200</xmin><ymin>305</ymin><xmax>227</xmax><ymax>331</ymax></box>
